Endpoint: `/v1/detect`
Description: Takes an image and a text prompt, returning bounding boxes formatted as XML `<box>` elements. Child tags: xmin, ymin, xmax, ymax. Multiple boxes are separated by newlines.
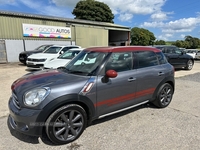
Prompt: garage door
<box><xmin>0</xmin><ymin>40</ymin><xmax>7</xmax><ymax>63</ymax></box>
<box><xmin>75</xmin><ymin>26</ymin><xmax>108</xmax><ymax>48</ymax></box>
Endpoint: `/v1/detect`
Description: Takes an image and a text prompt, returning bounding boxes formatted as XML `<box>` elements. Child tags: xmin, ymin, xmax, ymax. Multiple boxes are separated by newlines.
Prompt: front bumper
<box><xmin>195</xmin><ymin>55</ymin><xmax>200</xmax><ymax>59</ymax></box>
<box><xmin>26</xmin><ymin>61</ymin><xmax>44</xmax><ymax>69</ymax></box>
<box><xmin>8</xmin><ymin>97</ymin><xmax>44</xmax><ymax>136</ymax></box>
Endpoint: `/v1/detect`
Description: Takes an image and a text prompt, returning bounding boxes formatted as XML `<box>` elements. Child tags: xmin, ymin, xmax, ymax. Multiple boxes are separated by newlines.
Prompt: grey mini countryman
<box><xmin>8</xmin><ymin>46</ymin><xmax>175</xmax><ymax>145</ymax></box>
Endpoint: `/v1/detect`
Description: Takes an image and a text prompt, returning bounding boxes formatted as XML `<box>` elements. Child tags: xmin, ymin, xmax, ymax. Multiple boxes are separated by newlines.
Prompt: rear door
<box><xmin>133</xmin><ymin>51</ymin><xmax>166</xmax><ymax>103</ymax></box>
<box><xmin>164</xmin><ymin>47</ymin><xmax>187</xmax><ymax>67</ymax></box>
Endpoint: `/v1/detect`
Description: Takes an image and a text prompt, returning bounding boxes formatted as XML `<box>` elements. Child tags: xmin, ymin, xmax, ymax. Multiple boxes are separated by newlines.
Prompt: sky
<box><xmin>0</xmin><ymin>0</ymin><xmax>200</xmax><ymax>41</ymax></box>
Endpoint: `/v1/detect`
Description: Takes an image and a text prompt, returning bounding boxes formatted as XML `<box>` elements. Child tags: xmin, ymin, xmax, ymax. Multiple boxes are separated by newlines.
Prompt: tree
<box><xmin>72</xmin><ymin>0</ymin><xmax>114</xmax><ymax>23</ymax></box>
<box><xmin>130</xmin><ymin>27</ymin><xmax>156</xmax><ymax>46</ymax></box>
<box><xmin>184</xmin><ymin>36</ymin><xmax>200</xmax><ymax>48</ymax></box>
<box><xmin>154</xmin><ymin>40</ymin><xmax>166</xmax><ymax>45</ymax></box>
<box><xmin>172</xmin><ymin>36</ymin><xmax>200</xmax><ymax>49</ymax></box>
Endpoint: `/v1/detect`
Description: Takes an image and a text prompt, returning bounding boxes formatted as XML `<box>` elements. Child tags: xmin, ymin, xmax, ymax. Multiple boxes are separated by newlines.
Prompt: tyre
<box><xmin>153</xmin><ymin>83</ymin><xmax>173</xmax><ymax>108</ymax></box>
<box><xmin>185</xmin><ymin>59</ymin><xmax>193</xmax><ymax>70</ymax></box>
<box><xmin>45</xmin><ymin>104</ymin><xmax>87</xmax><ymax>145</ymax></box>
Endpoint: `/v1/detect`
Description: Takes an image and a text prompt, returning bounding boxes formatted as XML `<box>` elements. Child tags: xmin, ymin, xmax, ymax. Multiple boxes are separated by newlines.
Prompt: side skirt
<box><xmin>98</xmin><ymin>100</ymin><xmax>149</xmax><ymax>119</ymax></box>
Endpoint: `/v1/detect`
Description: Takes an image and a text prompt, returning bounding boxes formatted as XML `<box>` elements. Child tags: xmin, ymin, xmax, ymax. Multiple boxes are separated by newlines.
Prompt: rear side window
<box><xmin>156</xmin><ymin>52</ymin><xmax>168</xmax><ymax>64</ymax></box>
<box><xmin>135</xmin><ymin>51</ymin><xmax>158</xmax><ymax>68</ymax></box>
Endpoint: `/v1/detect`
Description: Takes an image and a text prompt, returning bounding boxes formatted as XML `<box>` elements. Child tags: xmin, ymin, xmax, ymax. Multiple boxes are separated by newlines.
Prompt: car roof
<box><xmin>153</xmin><ymin>45</ymin><xmax>176</xmax><ymax>47</ymax></box>
<box><xmin>48</xmin><ymin>45</ymin><xmax>81</xmax><ymax>48</ymax></box>
<box><xmin>85</xmin><ymin>46</ymin><xmax>161</xmax><ymax>53</ymax></box>
<box><xmin>68</xmin><ymin>48</ymin><xmax>84</xmax><ymax>51</ymax></box>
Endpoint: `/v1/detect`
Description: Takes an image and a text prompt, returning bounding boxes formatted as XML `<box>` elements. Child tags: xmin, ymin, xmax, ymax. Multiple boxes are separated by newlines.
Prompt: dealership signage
<box><xmin>22</xmin><ymin>24</ymin><xmax>71</xmax><ymax>39</ymax></box>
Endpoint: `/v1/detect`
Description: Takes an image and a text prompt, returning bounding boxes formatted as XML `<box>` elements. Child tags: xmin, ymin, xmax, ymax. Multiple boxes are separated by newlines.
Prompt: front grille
<box><xmin>12</xmin><ymin>93</ymin><xmax>20</xmax><ymax>109</ymax></box>
<box><xmin>19</xmin><ymin>54</ymin><xmax>27</xmax><ymax>59</ymax></box>
<box><xmin>26</xmin><ymin>64</ymin><xmax>44</xmax><ymax>68</ymax></box>
<box><xmin>27</xmin><ymin>58</ymin><xmax>46</xmax><ymax>62</ymax></box>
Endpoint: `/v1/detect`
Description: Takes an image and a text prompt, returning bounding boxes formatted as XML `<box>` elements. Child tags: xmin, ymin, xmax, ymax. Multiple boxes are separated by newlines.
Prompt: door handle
<box><xmin>158</xmin><ymin>72</ymin><xmax>164</xmax><ymax>76</ymax></box>
<box><xmin>128</xmin><ymin>77</ymin><xmax>136</xmax><ymax>82</ymax></box>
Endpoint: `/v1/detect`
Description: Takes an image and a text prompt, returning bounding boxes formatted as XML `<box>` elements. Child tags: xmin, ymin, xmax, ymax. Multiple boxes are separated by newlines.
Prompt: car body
<box><xmin>195</xmin><ymin>51</ymin><xmax>200</xmax><ymax>60</ymax></box>
<box><xmin>26</xmin><ymin>45</ymin><xmax>81</xmax><ymax>70</ymax></box>
<box><xmin>184</xmin><ymin>49</ymin><xmax>198</xmax><ymax>59</ymax></box>
<box><xmin>19</xmin><ymin>44</ymin><xmax>53</xmax><ymax>65</ymax></box>
<box><xmin>154</xmin><ymin>45</ymin><xmax>194</xmax><ymax>70</ymax></box>
<box><xmin>43</xmin><ymin>48</ymin><xmax>83</xmax><ymax>69</ymax></box>
<box><xmin>8</xmin><ymin>46</ymin><xmax>175</xmax><ymax>145</ymax></box>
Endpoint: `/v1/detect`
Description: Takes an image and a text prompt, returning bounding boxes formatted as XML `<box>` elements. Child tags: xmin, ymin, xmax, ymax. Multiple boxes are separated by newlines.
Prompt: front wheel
<box><xmin>185</xmin><ymin>59</ymin><xmax>193</xmax><ymax>70</ymax></box>
<box><xmin>45</xmin><ymin>104</ymin><xmax>87</xmax><ymax>145</ymax></box>
<box><xmin>153</xmin><ymin>83</ymin><xmax>174</xmax><ymax>108</ymax></box>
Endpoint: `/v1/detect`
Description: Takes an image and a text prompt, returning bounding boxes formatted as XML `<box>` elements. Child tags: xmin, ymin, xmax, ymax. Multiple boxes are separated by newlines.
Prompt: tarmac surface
<box><xmin>0</xmin><ymin>61</ymin><xmax>200</xmax><ymax>150</ymax></box>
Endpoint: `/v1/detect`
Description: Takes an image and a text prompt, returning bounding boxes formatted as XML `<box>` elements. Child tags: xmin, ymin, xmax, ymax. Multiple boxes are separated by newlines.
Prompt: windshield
<box><xmin>44</xmin><ymin>46</ymin><xmax>62</xmax><ymax>54</ymax></box>
<box><xmin>36</xmin><ymin>45</ymin><xmax>52</xmax><ymax>51</ymax></box>
<box><xmin>58</xmin><ymin>50</ymin><xmax>81</xmax><ymax>59</ymax></box>
<box><xmin>63</xmin><ymin>50</ymin><xmax>107</xmax><ymax>76</ymax></box>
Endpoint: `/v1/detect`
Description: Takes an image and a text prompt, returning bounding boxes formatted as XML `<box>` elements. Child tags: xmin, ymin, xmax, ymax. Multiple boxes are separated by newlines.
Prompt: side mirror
<box><xmin>106</xmin><ymin>70</ymin><xmax>118</xmax><ymax>78</ymax></box>
<box><xmin>181</xmin><ymin>51</ymin><xmax>186</xmax><ymax>55</ymax></box>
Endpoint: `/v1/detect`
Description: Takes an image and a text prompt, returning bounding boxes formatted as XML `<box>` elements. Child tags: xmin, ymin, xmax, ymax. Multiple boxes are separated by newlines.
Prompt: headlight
<box><xmin>24</xmin><ymin>87</ymin><xmax>50</xmax><ymax>107</ymax></box>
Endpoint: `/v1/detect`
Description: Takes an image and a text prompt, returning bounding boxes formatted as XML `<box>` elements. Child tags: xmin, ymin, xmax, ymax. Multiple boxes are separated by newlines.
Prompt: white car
<box><xmin>26</xmin><ymin>45</ymin><xmax>81</xmax><ymax>70</ymax></box>
<box><xmin>195</xmin><ymin>51</ymin><xmax>200</xmax><ymax>59</ymax></box>
<box><xmin>44</xmin><ymin>48</ymin><xmax>84</xmax><ymax>69</ymax></box>
<box><xmin>185</xmin><ymin>49</ymin><xmax>198</xmax><ymax>59</ymax></box>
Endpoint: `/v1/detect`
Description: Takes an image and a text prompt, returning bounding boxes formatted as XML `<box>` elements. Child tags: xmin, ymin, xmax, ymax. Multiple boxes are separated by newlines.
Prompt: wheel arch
<box><xmin>151</xmin><ymin>77</ymin><xmax>175</xmax><ymax>102</ymax></box>
<box><xmin>36</xmin><ymin>94</ymin><xmax>95</xmax><ymax>135</ymax></box>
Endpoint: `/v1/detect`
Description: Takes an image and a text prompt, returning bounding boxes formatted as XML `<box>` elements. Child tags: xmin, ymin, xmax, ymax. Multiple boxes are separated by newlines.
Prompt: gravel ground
<box><xmin>0</xmin><ymin>62</ymin><xmax>200</xmax><ymax>150</ymax></box>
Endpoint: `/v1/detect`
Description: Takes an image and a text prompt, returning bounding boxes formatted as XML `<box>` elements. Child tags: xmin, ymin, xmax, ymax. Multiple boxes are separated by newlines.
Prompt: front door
<box><xmin>95</xmin><ymin>52</ymin><xmax>137</xmax><ymax>117</ymax></box>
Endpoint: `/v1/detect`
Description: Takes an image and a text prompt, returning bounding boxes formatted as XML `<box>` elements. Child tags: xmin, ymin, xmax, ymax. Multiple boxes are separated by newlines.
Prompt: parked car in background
<box><xmin>154</xmin><ymin>45</ymin><xmax>194</xmax><ymax>70</ymax></box>
<box><xmin>184</xmin><ymin>49</ymin><xmax>198</xmax><ymax>59</ymax></box>
<box><xmin>19</xmin><ymin>44</ymin><xmax>53</xmax><ymax>65</ymax></box>
<box><xmin>44</xmin><ymin>48</ymin><xmax>83</xmax><ymax>69</ymax></box>
<box><xmin>195</xmin><ymin>50</ymin><xmax>200</xmax><ymax>60</ymax></box>
<box><xmin>26</xmin><ymin>45</ymin><xmax>81</xmax><ymax>70</ymax></box>
<box><xmin>8</xmin><ymin>46</ymin><xmax>175</xmax><ymax>145</ymax></box>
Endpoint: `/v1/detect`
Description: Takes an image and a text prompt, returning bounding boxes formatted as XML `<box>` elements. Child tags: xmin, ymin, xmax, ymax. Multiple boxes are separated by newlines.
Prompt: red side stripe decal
<box><xmin>94</xmin><ymin>88</ymin><xmax>155</xmax><ymax>107</ymax></box>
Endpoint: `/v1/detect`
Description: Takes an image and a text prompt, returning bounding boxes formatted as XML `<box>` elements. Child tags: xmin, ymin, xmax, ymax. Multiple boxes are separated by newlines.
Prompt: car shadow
<box><xmin>7</xmin><ymin>102</ymin><xmax>158</xmax><ymax>146</ymax></box>
<box><xmin>90</xmin><ymin>102</ymin><xmax>157</xmax><ymax>126</ymax></box>
<box><xmin>17</xmin><ymin>63</ymin><xmax>26</xmax><ymax>66</ymax></box>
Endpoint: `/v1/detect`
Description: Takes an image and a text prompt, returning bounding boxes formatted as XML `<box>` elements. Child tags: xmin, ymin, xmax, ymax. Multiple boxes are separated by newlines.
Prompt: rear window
<box><xmin>44</xmin><ymin>46</ymin><xmax>62</xmax><ymax>54</ymax></box>
<box><xmin>156</xmin><ymin>52</ymin><xmax>168</xmax><ymax>64</ymax></box>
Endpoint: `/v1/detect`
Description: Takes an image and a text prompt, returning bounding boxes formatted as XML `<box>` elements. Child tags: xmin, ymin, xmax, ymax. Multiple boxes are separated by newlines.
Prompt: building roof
<box><xmin>0</xmin><ymin>10</ymin><xmax>131</xmax><ymax>30</ymax></box>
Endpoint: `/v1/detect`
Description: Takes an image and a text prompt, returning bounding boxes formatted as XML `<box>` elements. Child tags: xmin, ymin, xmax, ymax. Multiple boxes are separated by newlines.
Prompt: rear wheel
<box><xmin>153</xmin><ymin>83</ymin><xmax>173</xmax><ymax>108</ymax></box>
<box><xmin>45</xmin><ymin>104</ymin><xmax>87</xmax><ymax>145</ymax></box>
<box><xmin>185</xmin><ymin>59</ymin><xmax>193</xmax><ymax>70</ymax></box>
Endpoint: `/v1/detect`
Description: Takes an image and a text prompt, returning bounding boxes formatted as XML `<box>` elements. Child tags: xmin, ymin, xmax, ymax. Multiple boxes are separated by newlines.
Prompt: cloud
<box><xmin>16</xmin><ymin>0</ymin><xmax>73</xmax><ymax>18</ymax></box>
<box><xmin>18</xmin><ymin>0</ymin><xmax>42</xmax><ymax>10</ymax></box>
<box><xmin>150</xmin><ymin>11</ymin><xmax>173</xmax><ymax>21</ymax></box>
<box><xmin>180</xmin><ymin>34</ymin><xmax>186</xmax><ymax>39</ymax></box>
<box><xmin>50</xmin><ymin>0</ymin><xmax>168</xmax><ymax>22</ymax></box>
<box><xmin>49</xmin><ymin>0</ymin><xmax>80</xmax><ymax>8</ymax></box>
<box><xmin>0</xmin><ymin>0</ymin><xmax>17</xmax><ymax>5</ymax></box>
<box><xmin>118</xmin><ymin>13</ymin><xmax>133</xmax><ymax>22</ymax></box>
<box><xmin>142</xmin><ymin>17</ymin><xmax>200</xmax><ymax>33</ymax></box>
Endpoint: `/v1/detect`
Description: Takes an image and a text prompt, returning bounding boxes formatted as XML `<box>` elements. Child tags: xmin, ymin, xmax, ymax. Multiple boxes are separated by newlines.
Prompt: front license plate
<box><xmin>27</xmin><ymin>62</ymin><xmax>34</xmax><ymax>65</ymax></box>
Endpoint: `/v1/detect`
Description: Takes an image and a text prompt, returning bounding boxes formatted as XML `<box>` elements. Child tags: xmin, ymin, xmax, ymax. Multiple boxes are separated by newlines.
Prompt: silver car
<box><xmin>8</xmin><ymin>46</ymin><xmax>175</xmax><ymax>145</ymax></box>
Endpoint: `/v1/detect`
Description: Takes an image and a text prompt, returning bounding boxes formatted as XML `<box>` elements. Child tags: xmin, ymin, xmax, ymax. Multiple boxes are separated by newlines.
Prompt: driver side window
<box><xmin>105</xmin><ymin>52</ymin><xmax>132</xmax><ymax>72</ymax></box>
